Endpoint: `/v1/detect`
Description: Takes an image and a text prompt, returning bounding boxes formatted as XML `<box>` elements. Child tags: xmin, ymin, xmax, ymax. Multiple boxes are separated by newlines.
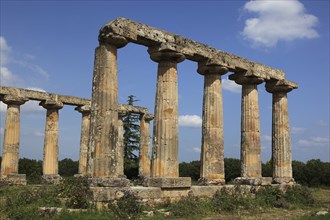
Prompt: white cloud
<box><xmin>222</xmin><ymin>77</ymin><xmax>241</xmax><ymax>93</ymax></box>
<box><xmin>0</xmin><ymin>36</ymin><xmax>11</xmax><ymax>65</ymax></box>
<box><xmin>0</xmin><ymin>102</ymin><xmax>6</xmax><ymax>112</ymax></box>
<box><xmin>179</xmin><ymin>115</ymin><xmax>202</xmax><ymax>128</ymax></box>
<box><xmin>33</xmin><ymin>131</ymin><xmax>44</xmax><ymax>137</ymax></box>
<box><xmin>21</xmin><ymin>100</ymin><xmax>44</xmax><ymax>112</ymax></box>
<box><xmin>261</xmin><ymin>135</ymin><xmax>271</xmax><ymax>142</ymax></box>
<box><xmin>0</xmin><ymin>127</ymin><xmax>4</xmax><ymax>134</ymax></box>
<box><xmin>242</xmin><ymin>0</ymin><xmax>319</xmax><ymax>48</ymax></box>
<box><xmin>193</xmin><ymin>147</ymin><xmax>201</xmax><ymax>153</ymax></box>
<box><xmin>292</xmin><ymin>127</ymin><xmax>307</xmax><ymax>134</ymax></box>
<box><xmin>25</xmin><ymin>87</ymin><xmax>46</xmax><ymax>93</ymax></box>
<box><xmin>297</xmin><ymin>136</ymin><xmax>329</xmax><ymax>147</ymax></box>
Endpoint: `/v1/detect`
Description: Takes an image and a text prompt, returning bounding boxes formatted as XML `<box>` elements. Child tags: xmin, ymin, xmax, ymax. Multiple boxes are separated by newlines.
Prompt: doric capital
<box><xmin>39</xmin><ymin>100</ymin><xmax>64</xmax><ymax>110</ymax></box>
<box><xmin>229</xmin><ymin>73</ymin><xmax>264</xmax><ymax>85</ymax></box>
<box><xmin>140</xmin><ymin>113</ymin><xmax>154</xmax><ymax>122</ymax></box>
<box><xmin>2</xmin><ymin>95</ymin><xmax>28</xmax><ymax>106</ymax></box>
<box><xmin>197</xmin><ymin>60</ymin><xmax>228</xmax><ymax>75</ymax></box>
<box><xmin>98</xmin><ymin>33</ymin><xmax>128</xmax><ymax>48</ymax></box>
<box><xmin>148</xmin><ymin>45</ymin><xmax>185</xmax><ymax>63</ymax></box>
<box><xmin>75</xmin><ymin>104</ymin><xmax>91</xmax><ymax>114</ymax></box>
<box><xmin>266</xmin><ymin>79</ymin><xmax>298</xmax><ymax>93</ymax></box>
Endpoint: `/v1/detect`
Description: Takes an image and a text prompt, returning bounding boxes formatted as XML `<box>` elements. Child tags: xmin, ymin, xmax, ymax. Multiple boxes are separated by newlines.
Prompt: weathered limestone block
<box><xmin>266</xmin><ymin>80</ymin><xmax>298</xmax><ymax>184</ymax></box>
<box><xmin>40</xmin><ymin>100</ymin><xmax>63</xmax><ymax>184</ymax></box>
<box><xmin>197</xmin><ymin>61</ymin><xmax>228</xmax><ymax>185</ymax></box>
<box><xmin>0</xmin><ymin>174</ymin><xmax>27</xmax><ymax>186</ymax></box>
<box><xmin>87</xmin><ymin>35</ymin><xmax>128</xmax><ymax>180</ymax></box>
<box><xmin>139</xmin><ymin>114</ymin><xmax>154</xmax><ymax>179</ymax></box>
<box><xmin>0</xmin><ymin>95</ymin><xmax>28</xmax><ymax>180</ymax></box>
<box><xmin>117</xmin><ymin>112</ymin><xmax>125</xmax><ymax>177</ymax></box>
<box><xmin>229</xmin><ymin>73</ymin><xmax>264</xmax><ymax>180</ymax></box>
<box><xmin>149</xmin><ymin>46</ymin><xmax>185</xmax><ymax>178</ymax></box>
<box><xmin>143</xmin><ymin>177</ymin><xmax>191</xmax><ymax>188</ymax></box>
<box><xmin>75</xmin><ymin>105</ymin><xmax>91</xmax><ymax>176</ymax></box>
<box><xmin>41</xmin><ymin>174</ymin><xmax>62</xmax><ymax>185</ymax></box>
<box><xmin>88</xmin><ymin>177</ymin><xmax>130</xmax><ymax>187</ymax></box>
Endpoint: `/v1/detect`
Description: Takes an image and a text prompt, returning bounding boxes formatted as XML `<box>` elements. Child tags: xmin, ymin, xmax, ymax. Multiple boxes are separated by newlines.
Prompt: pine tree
<box><xmin>122</xmin><ymin>95</ymin><xmax>140</xmax><ymax>178</ymax></box>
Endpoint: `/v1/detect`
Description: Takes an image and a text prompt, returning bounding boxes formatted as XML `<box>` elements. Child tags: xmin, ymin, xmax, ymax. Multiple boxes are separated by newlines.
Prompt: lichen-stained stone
<box><xmin>75</xmin><ymin>105</ymin><xmax>91</xmax><ymax>176</ymax></box>
<box><xmin>198</xmin><ymin>62</ymin><xmax>228</xmax><ymax>185</ymax></box>
<box><xmin>0</xmin><ymin>95</ymin><xmax>28</xmax><ymax>178</ymax></box>
<box><xmin>144</xmin><ymin>177</ymin><xmax>191</xmax><ymax>188</ymax></box>
<box><xmin>149</xmin><ymin>47</ymin><xmax>185</xmax><ymax>178</ymax></box>
<box><xmin>40</xmin><ymin>100</ymin><xmax>63</xmax><ymax>183</ymax></box>
<box><xmin>139</xmin><ymin>114</ymin><xmax>154</xmax><ymax>178</ymax></box>
<box><xmin>266</xmin><ymin>80</ymin><xmax>298</xmax><ymax>184</ymax></box>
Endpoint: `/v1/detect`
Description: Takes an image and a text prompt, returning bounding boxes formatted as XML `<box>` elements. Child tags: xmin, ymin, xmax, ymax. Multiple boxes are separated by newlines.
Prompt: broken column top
<box><xmin>99</xmin><ymin>17</ymin><xmax>296</xmax><ymax>84</ymax></box>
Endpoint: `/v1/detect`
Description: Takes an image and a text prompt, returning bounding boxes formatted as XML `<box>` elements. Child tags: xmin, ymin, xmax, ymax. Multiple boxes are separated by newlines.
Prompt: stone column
<box><xmin>266</xmin><ymin>80</ymin><xmax>297</xmax><ymax>184</ymax></box>
<box><xmin>87</xmin><ymin>35</ymin><xmax>129</xmax><ymax>186</ymax></box>
<box><xmin>148</xmin><ymin>47</ymin><xmax>185</xmax><ymax>178</ymax></box>
<box><xmin>75</xmin><ymin>105</ymin><xmax>91</xmax><ymax>176</ymax></box>
<box><xmin>139</xmin><ymin>114</ymin><xmax>153</xmax><ymax>179</ymax></box>
<box><xmin>0</xmin><ymin>95</ymin><xmax>28</xmax><ymax>185</ymax></box>
<box><xmin>117</xmin><ymin>112</ymin><xmax>125</xmax><ymax>177</ymax></box>
<box><xmin>146</xmin><ymin>46</ymin><xmax>191</xmax><ymax>188</ymax></box>
<box><xmin>229</xmin><ymin>74</ymin><xmax>264</xmax><ymax>183</ymax></box>
<box><xmin>197</xmin><ymin>62</ymin><xmax>228</xmax><ymax>185</ymax></box>
<box><xmin>40</xmin><ymin>100</ymin><xmax>63</xmax><ymax>184</ymax></box>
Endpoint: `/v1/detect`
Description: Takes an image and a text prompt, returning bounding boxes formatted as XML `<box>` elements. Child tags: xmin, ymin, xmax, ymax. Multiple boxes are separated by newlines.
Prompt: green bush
<box><xmin>108</xmin><ymin>191</ymin><xmax>144</xmax><ymax>219</ymax></box>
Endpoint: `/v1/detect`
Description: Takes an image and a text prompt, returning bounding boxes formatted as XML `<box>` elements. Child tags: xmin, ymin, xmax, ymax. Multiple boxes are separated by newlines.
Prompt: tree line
<box><xmin>0</xmin><ymin>156</ymin><xmax>329</xmax><ymax>186</ymax></box>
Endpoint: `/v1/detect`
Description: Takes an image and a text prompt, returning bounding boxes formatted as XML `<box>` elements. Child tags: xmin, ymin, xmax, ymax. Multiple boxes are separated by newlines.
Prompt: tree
<box><xmin>122</xmin><ymin>95</ymin><xmax>141</xmax><ymax>179</ymax></box>
<box><xmin>224</xmin><ymin>158</ymin><xmax>240</xmax><ymax>183</ymax></box>
<box><xmin>59</xmin><ymin>158</ymin><xmax>79</xmax><ymax>177</ymax></box>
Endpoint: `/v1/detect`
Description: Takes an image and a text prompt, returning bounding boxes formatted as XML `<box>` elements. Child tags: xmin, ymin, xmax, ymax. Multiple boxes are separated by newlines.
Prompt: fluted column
<box><xmin>266</xmin><ymin>80</ymin><xmax>297</xmax><ymax>184</ymax></box>
<box><xmin>148</xmin><ymin>47</ymin><xmax>185</xmax><ymax>178</ymax></box>
<box><xmin>75</xmin><ymin>105</ymin><xmax>91</xmax><ymax>176</ymax></box>
<box><xmin>0</xmin><ymin>95</ymin><xmax>28</xmax><ymax>178</ymax></box>
<box><xmin>87</xmin><ymin>34</ymin><xmax>129</xmax><ymax>185</ymax></box>
<box><xmin>117</xmin><ymin>112</ymin><xmax>125</xmax><ymax>177</ymax></box>
<box><xmin>229</xmin><ymin>74</ymin><xmax>264</xmax><ymax>180</ymax></box>
<box><xmin>40</xmin><ymin>100</ymin><xmax>63</xmax><ymax>184</ymax></box>
<box><xmin>197</xmin><ymin>62</ymin><xmax>228</xmax><ymax>185</ymax></box>
<box><xmin>139</xmin><ymin>114</ymin><xmax>153</xmax><ymax>179</ymax></box>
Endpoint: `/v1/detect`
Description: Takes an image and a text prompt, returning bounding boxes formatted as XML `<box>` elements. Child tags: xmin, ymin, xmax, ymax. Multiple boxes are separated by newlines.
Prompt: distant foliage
<box><xmin>58</xmin><ymin>158</ymin><xmax>78</xmax><ymax>177</ymax></box>
<box><xmin>179</xmin><ymin>160</ymin><xmax>200</xmax><ymax>181</ymax></box>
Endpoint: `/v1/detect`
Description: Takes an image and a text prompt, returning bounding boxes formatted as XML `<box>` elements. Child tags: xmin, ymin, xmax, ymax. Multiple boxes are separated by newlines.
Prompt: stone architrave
<box><xmin>0</xmin><ymin>95</ymin><xmax>28</xmax><ymax>183</ymax></box>
<box><xmin>229</xmin><ymin>74</ymin><xmax>264</xmax><ymax>182</ymax></box>
<box><xmin>266</xmin><ymin>80</ymin><xmax>297</xmax><ymax>184</ymax></box>
<box><xmin>197</xmin><ymin>62</ymin><xmax>228</xmax><ymax>185</ymax></box>
<box><xmin>87</xmin><ymin>34</ymin><xmax>130</xmax><ymax>186</ymax></box>
<box><xmin>139</xmin><ymin>114</ymin><xmax>153</xmax><ymax>179</ymax></box>
<box><xmin>148</xmin><ymin>47</ymin><xmax>185</xmax><ymax>178</ymax></box>
<box><xmin>40</xmin><ymin>100</ymin><xmax>63</xmax><ymax>184</ymax></box>
<box><xmin>75</xmin><ymin>105</ymin><xmax>91</xmax><ymax>176</ymax></box>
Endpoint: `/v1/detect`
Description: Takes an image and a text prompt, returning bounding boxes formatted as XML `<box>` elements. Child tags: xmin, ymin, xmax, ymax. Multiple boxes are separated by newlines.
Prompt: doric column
<box><xmin>266</xmin><ymin>80</ymin><xmax>297</xmax><ymax>184</ymax></box>
<box><xmin>197</xmin><ymin>62</ymin><xmax>228</xmax><ymax>185</ymax></box>
<box><xmin>148</xmin><ymin>47</ymin><xmax>185</xmax><ymax>178</ymax></box>
<box><xmin>139</xmin><ymin>114</ymin><xmax>153</xmax><ymax>179</ymax></box>
<box><xmin>87</xmin><ymin>34</ymin><xmax>130</xmax><ymax>186</ymax></box>
<box><xmin>40</xmin><ymin>99</ymin><xmax>63</xmax><ymax>184</ymax></box>
<box><xmin>229</xmin><ymin>74</ymin><xmax>264</xmax><ymax>181</ymax></box>
<box><xmin>116</xmin><ymin>112</ymin><xmax>125</xmax><ymax>177</ymax></box>
<box><xmin>75</xmin><ymin>105</ymin><xmax>91</xmax><ymax>176</ymax></box>
<box><xmin>0</xmin><ymin>95</ymin><xmax>28</xmax><ymax>180</ymax></box>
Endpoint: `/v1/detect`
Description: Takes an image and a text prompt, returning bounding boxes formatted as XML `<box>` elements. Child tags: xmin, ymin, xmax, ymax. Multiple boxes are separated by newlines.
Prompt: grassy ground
<box><xmin>0</xmin><ymin>183</ymin><xmax>329</xmax><ymax>220</ymax></box>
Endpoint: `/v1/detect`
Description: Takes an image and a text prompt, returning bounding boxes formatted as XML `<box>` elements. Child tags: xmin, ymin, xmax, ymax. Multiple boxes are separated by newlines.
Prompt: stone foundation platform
<box><xmin>142</xmin><ymin>177</ymin><xmax>191</xmax><ymax>188</ymax></box>
<box><xmin>0</xmin><ymin>174</ymin><xmax>27</xmax><ymax>186</ymax></box>
<box><xmin>88</xmin><ymin>177</ymin><xmax>130</xmax><ymax>187</ymax></box>
<box><xmin>41</xmin><ymin>174</ymin><xmax>63</xmax><ymax>185</ymax></box>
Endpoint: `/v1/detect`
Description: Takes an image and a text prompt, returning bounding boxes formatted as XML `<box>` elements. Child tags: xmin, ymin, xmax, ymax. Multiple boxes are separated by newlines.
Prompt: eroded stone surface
<box><xmin>143</xmin><ymin>177</ymin><xmax>191</xmax><ymax>188</ymax></box>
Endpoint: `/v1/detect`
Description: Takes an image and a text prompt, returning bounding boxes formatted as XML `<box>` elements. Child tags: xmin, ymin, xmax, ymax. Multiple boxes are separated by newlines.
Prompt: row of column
<box><xmin>88</xmin><ymin>38</ymin><xmax>296</xmax><ymax>185</ymax></box>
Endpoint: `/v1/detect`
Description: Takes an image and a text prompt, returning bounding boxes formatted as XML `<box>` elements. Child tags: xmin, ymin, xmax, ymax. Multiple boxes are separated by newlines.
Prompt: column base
<box><xmin>88</xmin><ymin>177</ymin><xmax>130</xmax><ymax>187</ymax></box>
<box><xmin>272</xmin><ymin>177</ymin><xmax>296</xmax><ymax>184</ymax></box>
<box><xmin>143</xmin><ymin>177</ymin><xmax>191</xmax><ymax>188</ymax></box>
<box><xmin>41</xmin><ymin>174</ymin><xmax>63</xmax><ymax>185</ymax></box>
<box><xmin>0</xmin><ymin>174</ymin><xmax>27</xmax><ymax>186</ymax></box>
<box><xmin>197</xmin><ymin>177</ymin><xmax>225</xmax><ymax>186</ymax></box>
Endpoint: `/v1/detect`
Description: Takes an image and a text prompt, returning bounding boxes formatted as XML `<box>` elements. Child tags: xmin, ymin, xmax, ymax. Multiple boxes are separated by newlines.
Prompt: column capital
<box><xmin>140</xmin><ymin>113</ymin><xmax>154</xmax><ymax>122</ymax></box>
<box><xmin>98</xmin><ymin>33</ymin><xmax>128</xmax><ymax>48</ymax></box>
<box><xmin>197</xmin><ymin>60</ymin><xmax>229</xmax><ymax>75</ymax></box>
<box><xmin>2</xmin><ymin>95</ymin><xmax>28</xmax><ymax>105</ymax></box>
<box><xmin>266</xmin><ymin>79</ymin><xmax>298</xmax><ymax>93</ymax></box>
<box><xmin>75</xmin><ymin>105</ymin><xmax>91</xmax><ymax>114</ymax></box>
<box><xmin>148</xmin><ymin>46</ymin><xmax>185</xmax><ymax>63</ymax></box>
<box><xmin>229</xmin><ymin>73</ymin><xmax>264</xmax><ymax>85</ymax></box>
<box><xmin>40</xmin><ymin>100</ymin><xmax>64</xmax><ymax>110</ymax></box>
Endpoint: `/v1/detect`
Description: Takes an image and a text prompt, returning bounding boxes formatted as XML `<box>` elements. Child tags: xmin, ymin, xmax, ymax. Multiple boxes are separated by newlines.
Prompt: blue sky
<box><xmin>0</xmin><ymin>0</ymin><xmax>329</xmax><ymax>163</ymax></box>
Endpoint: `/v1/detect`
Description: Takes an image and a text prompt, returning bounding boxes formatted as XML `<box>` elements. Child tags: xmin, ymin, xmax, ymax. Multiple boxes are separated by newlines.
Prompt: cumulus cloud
<box><xmin>179</xmin><ymin>115</ymin><xmax>202</xmax><ymax>128</ymax></box>
<box><xmin>21</xmin><ymin>100</ymin><xmax>44</xmax><ymax>112</ymax></box>
<box><xmin>33</xmin><ymin>131</ymin><xmax>44</xmax><ymax>137</ymax></box>
<box><xmin>292</xmin><ymin>127</ymin><xmax>307</xmax><ymax>134</ymax></box>
<box><xmin>242</xmin><ymin>0</ymin><xmax>319</xmax><ymax>48</ymax></box>
<box><xmin>261</xmin><ymin>135</ymin><xmax>272</xmax><ymax>142</ymax></box>
<box><xmin>0</xmin><ymin>102</ymin><xmax>6</xmax><ymax>112</ymax></box>
<box><xmin>193</xmin><ymin>147</ymin><xmax>201</xmax><ymax>153</ymax></box>
<box><xmin>222</xmin><ymin>77</ymin><xmax>241</xmax><ymax>93</ymax></box>
<box><xmin>0</xmin><ymin>36</ymin><xmax>11</xmax><ymax>65</ymax></box>
<box><xmin>297</xmin><ymin>136</ymin><xmax>329</xmax><ymax>147</ymax></box>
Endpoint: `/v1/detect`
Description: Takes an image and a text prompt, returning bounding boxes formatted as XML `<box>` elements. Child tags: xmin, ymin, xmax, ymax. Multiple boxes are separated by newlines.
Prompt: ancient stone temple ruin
<box><xmin>0</xmin><ymin>18</ymin><xmax>298</xmax><ymax>202</ymax></box>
